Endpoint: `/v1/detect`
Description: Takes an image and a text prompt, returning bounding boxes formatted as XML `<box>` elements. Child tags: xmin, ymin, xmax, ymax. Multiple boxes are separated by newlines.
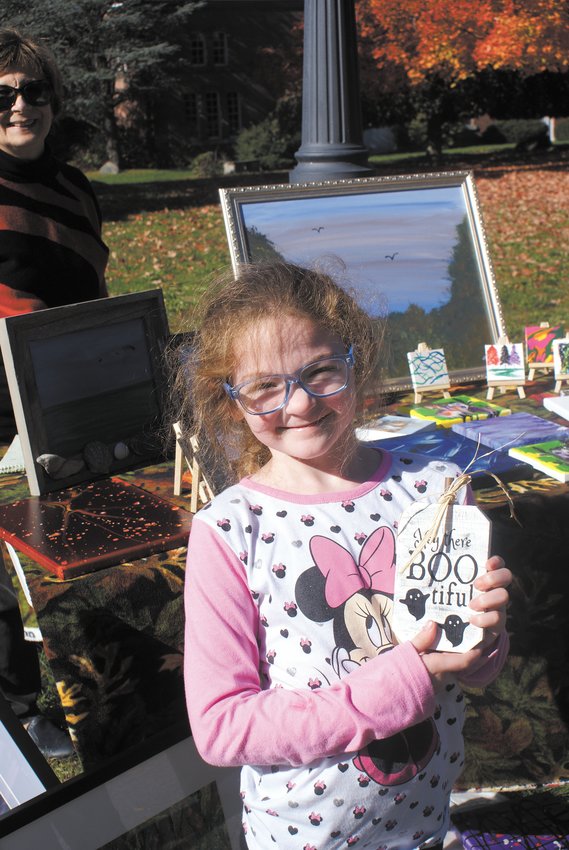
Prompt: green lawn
<box><xmin>94</xmin><ymin>145</ymin><xmax>569</xmax><ymax>338</ymax></box>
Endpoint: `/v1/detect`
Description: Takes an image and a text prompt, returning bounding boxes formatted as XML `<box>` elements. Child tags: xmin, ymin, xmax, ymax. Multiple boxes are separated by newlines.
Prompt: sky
<box><xmin>241</xmin><ymin>185</ymin><xmax>470</xmax><ymax>316</ymax></box>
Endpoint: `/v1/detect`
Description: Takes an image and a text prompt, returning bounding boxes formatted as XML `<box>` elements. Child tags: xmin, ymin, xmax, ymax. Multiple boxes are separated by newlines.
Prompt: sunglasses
<box><xmin>0</xmin><ymin>80</ymin><xmax>52</xmax><ymax>112</ymax></box>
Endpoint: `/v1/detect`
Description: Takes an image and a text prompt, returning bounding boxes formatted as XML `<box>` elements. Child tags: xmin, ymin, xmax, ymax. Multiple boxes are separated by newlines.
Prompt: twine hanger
<box><xmin>398</xmin><ymin>437</ymin><xmax>520</xmax><ymax>575</ymax></box>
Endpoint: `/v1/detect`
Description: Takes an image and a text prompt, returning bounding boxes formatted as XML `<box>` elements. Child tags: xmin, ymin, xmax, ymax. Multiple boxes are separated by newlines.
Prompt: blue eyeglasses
<box><xmin>224</xmin><ymin>346</ymin><xmax>354</xmax><ymax>415</ymax></box>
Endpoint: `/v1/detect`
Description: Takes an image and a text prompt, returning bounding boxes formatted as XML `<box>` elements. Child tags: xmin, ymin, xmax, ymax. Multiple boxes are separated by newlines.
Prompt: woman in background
<box><xmin>0</xmin><ymin>27</ymin><xmax>109</xmax><ymax>758</ymax></box>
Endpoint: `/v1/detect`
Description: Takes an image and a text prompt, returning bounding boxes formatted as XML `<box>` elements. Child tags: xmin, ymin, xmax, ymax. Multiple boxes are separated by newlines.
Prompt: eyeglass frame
<box><xmin>0</xmin><ymin>80</ymin><xmax>52</xmax><ymax>112</ymax></box>
<box><xmin>224</xmin><ymin>345</ymin><xmax>355</xmax><ymax>416</ymax></box>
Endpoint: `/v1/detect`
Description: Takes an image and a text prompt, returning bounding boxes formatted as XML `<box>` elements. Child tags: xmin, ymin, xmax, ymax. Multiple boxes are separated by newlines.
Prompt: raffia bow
<box><xmin>399</xmin><ymin>443</ymin><xmax>519</xmax><ymax>576</ymax></box>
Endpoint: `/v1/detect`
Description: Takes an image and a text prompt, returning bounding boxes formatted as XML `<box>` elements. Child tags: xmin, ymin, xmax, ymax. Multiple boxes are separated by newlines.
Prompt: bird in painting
<box><xmin>385</xmin><ymin>252</ymin><xmax>399</xmax><ymax>261</ymax></box>
<box><xmin>312</xmin><ymin>226</ymin><xmax>325</xmax><ymax>233</ymax></box>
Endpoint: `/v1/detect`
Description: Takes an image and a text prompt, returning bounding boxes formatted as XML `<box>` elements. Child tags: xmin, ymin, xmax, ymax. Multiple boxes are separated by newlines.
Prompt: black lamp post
<box><xmin>289</xmin><ymin>0</ymin><xmax>375</xmax><ymax>184</ymax></box>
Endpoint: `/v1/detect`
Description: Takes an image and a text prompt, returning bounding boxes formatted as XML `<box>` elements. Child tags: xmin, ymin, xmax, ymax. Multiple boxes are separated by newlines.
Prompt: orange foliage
<box><xmin>357</xmin><ymin>0</ymin><xmax>569</xmax><ymax>85</ymax></box>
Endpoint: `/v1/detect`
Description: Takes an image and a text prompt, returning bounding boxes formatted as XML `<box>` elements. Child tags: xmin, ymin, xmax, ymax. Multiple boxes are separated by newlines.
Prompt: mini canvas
<box><xmin>543</xmin><ymin>394</ymin><xmax>569</xmax><ymax>420</ymax></box>
<box><xmin>375</xmin><ymin>429</ymin><xmax>531</xmax><ymax>481</ymax></box>
<box><xmin>409</xmin><ymin>395</ymin><xmax>511</xmax><ymax>428</ymax></box>
<box><xmin>484</xmin><ymin>342</ymin><xmax>525</xmax><ymax>384</ymax></box>
<box><xmin>356</xmin><ymin>415</ymin><xmax>436</xmax><ymax>441</ymax></box>
<box><xmin>509</xmin><ymin>439</ymin><xmax>569</xmax><ymax>483</ymax></box>
<box><xmin>407</xmin><ymin>347</ymin><xmax>449</xmax><ymax>390</ymax></box>
<box><xmin>0</xmin><ymin>478</ymin><xmax>193</xmax><ymax>579</ymax></box>
<box><xmin>525</xmin><ymin>324</ymin><xmax>563</xmax><ymax>365</ymax></box>
<box><xmin>451</xmin><ymin>412</ymin><xmax>569</xmax><ymax>450</ymax></box>
<box><xmin>553</xmin><ymin>338</ymin><xmax>569</xmax><ymax>379</ymax></box>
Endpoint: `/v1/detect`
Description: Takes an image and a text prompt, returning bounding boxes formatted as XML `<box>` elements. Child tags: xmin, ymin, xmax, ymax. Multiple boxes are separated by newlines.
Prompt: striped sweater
<box><xmin>0</xmin><ymin>146</ymin><xmax>108</xmax><ymax>316</ymax></box>
<box><xmin>0</xmin><ymin>147</ymin><xmax>109</xmax><ymax>437</ymax></box>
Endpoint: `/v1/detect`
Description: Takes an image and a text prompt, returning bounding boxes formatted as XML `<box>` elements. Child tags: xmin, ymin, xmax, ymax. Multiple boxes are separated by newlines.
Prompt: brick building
<box><xmin>149</xmin><ymin>0</ymin><xmax>303</xmax><ymax>165</ymax></box>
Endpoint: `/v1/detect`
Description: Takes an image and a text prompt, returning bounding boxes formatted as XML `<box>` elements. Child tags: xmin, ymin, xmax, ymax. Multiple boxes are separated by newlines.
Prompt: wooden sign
<box><xmin>393</xmin><ymin>500</ymin><xmax>491</xmax><ymax>652</ymax></box>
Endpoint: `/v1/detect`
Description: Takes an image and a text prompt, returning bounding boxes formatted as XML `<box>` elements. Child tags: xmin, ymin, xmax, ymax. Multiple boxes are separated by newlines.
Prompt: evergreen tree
<box><xmin>1</xmin><ymin>0</ymin><xmax>202</xmax><ymax>166</ymax></box>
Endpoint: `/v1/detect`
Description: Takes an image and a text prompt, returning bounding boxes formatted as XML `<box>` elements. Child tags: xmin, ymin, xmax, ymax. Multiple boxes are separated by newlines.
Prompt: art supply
<box><xmin>407</xmin><ymin>342</ymin><xmax>451</xmax><ymax>403</ymax></box>
<box><xmin>355</xmin><ymin>414</ymin><xmax>435</xmax><ymax>441</ymax></box>
<box><xmin>451</xmin><ymin>411</ymin><xmax>569</xmax><ymax>450</ymax></box>
<box><xmin>410</xmin><ymin>395</ymin><xmax>511</xmax><ymax>427</ymax></box>
<box><xmin>0</xmin><ymin>478</ymin><xmax>192</xmax><ymax>579</ymax></box>
<box><xmin>509</xmin><ymin>439</ymin><xmax>569</xmax><ymax>483</ymax></box>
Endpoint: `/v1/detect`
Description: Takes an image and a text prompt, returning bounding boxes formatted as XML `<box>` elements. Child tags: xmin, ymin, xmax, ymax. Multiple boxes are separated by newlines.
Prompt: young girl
<box><xmin>180</xmin><ymin>262</ymin><xmax>511</xmax><ymax>850</ymax></box>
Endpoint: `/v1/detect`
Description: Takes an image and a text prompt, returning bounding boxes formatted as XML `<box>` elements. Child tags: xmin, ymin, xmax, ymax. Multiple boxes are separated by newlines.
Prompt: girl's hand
<box><xmin>468</xmin><ymin>555</ymin><xmax>511</xmax><ymax>649</ymax></box>
<box><xmin>411</xmin><ymin>555</ymin><xmax>511</xmax><ymax>691</ymax></box>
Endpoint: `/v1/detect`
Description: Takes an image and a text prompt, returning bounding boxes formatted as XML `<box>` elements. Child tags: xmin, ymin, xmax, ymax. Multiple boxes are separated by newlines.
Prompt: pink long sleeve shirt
<box><xmin>184</xmin><ymin>448</ymin><xmax>508</xmax><ymax>850</ymax></box>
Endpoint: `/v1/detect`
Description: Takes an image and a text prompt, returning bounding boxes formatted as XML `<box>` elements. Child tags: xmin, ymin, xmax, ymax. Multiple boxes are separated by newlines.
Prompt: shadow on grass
<box><xmin>91</xmin><ymin>145</ymin><xmax>569</xmax><ymax>221</ymax></box>
<box><xmin>91</xmin><ymin>170</ymin><xmax>290</xmax><ymax>220</ymax></box>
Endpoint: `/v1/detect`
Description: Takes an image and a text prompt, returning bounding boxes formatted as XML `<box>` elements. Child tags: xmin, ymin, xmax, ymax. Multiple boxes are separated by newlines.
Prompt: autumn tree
<box><xmin>0</xmin><ymin>0</ymin><xmax>202</xmax><ymax>167</ymax></box>
<box><xmin>356</xmin><ymin>0</ymin><xmax>569</xmax><ymax>152</ymax></box>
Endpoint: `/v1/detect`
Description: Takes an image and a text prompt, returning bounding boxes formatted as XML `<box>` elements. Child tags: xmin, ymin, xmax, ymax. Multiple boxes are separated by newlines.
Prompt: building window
<box><xmin>183</xmin><ymin>92</ymin><xmax>199</xmax><ymax>133</ymax></box>
<box><xmin>189</xmin><ymin>33</ymin><xmax>206</xmax><ymax>66</ymax></box>
<box><xmin>212</xmin><ymin>31</ymin><xmax>228</xmax><ymax>65</ymax></box>
<box><xmin>227</xmin><ymin>92</ymin><xmax>241</xmax><ymax>134</ymax></box>
<box><xmin>205</xmin><ymin>92</ymin><xmax>221</xmax><ymax>138</ymax></box>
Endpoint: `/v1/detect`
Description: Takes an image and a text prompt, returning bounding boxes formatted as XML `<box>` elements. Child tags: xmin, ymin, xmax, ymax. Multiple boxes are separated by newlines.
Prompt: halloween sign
<box><xmin>393</xmin><ymin>499</ymin><xmax>491</xmax><ymax>652</ymax></box>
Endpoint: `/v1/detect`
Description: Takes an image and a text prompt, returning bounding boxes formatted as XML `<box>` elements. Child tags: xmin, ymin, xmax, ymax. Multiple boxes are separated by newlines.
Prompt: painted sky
<box><xmin>242</xmin><ymin>186</ymin><xmax>470</xmax><ymax>315</ymax></box>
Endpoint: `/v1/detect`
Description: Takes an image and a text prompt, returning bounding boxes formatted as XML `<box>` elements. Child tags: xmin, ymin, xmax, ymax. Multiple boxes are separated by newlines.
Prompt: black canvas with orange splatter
<box><xmin>0</xmin><ymin>478</ymin><xmax>192</xmax><ymax>579</ymax></box>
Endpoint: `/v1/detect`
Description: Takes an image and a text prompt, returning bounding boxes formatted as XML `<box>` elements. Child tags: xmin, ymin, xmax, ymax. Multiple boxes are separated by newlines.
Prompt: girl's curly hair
<box><xmin>170</xmin><ymin>261</ymin><xmax>385</xmax><ymax>482</ymax></box>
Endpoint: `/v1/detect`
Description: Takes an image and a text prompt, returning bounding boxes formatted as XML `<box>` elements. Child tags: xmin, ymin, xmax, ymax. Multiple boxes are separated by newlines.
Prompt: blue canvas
<box><xmin>451</xmin><ymin>412</ymin><xmax>569</xmax><ymax>450</ymax></box>
<box><xmin>374</xmin><ymin>428</ymin><xmax>532</xmax><ymax>480</ymax></box>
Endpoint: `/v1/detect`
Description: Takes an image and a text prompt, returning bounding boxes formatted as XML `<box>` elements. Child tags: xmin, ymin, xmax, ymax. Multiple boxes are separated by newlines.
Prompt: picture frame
<box><xmin>0</xmin><ymin>694</ymin><xmax>58</xmax><ymax>816</ymax></box>
<box><xmin>0</xmin><ymin>290</ymin><xmax>171</xmax><ymax>496</ymax></box>
<box><xmin>219</xmin><ymin>171</ymin><xmax>506</xmax><ymax>393</ymax></box>
<box><xmin>0</xmin><ymin>722</ymin><xmax>242</xmax><ymax>850</ymax></box>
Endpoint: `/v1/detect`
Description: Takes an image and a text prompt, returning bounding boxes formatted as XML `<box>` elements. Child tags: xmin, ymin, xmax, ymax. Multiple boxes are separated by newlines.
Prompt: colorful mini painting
<box><xmin>356</xmin><ymin>415</ymin><xmax>436</xmax><ymax>441</ymax></box>
<box><xmin>409</xmin><ymin>395</ymin><xmax>511</xmax><ymax>427</ymax></box>
<box><xmin>451</xmin><ymin>412</ymin><xmax>569</xmax><ymax>451</ymax></box>
<box><xmin>509</xmin><ymin>439</ymin><xmax>569</xmax><ymax>482</ymax></box>
<box><xmin>553</xmin><ymin>338</ymin><xmax>569</xmax><ymax>379</ymax></box>
<box><xmin>525</xmin><ymin>324</ymin><xmax>564</xmax><ymax>364</ymax></box>
<box><xmin>407</xmin><ymin>347</ymin><xmax>449</xmax><ymax>390</ymax></box>
<box><xmin>374</xmin><ymin>428</ymin><xmax>531</xmax><ymax>481</ymax></box>
<box><xmin>484</xmin><ymin>342</ymin><xmax>525</xmax><ymax>385</ymax></box>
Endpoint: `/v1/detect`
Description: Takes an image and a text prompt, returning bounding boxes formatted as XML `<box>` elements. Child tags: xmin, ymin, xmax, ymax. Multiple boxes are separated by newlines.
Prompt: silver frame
<box><xmin>219</xmin><ymin>171</ymin><xmax>506</xmax><ymax>393</ymax></box>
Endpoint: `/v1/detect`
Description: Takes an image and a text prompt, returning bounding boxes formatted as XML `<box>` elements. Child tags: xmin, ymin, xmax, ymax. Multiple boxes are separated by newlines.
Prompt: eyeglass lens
<box><xmin>0</xmin><ymin>81</ymin><xmax>51</xmax><ymax>111</ymax></box>
<box><xmin>239</xmin><ymin>357</ymin><xmax>349</xmax><ymax>414</ymax></box>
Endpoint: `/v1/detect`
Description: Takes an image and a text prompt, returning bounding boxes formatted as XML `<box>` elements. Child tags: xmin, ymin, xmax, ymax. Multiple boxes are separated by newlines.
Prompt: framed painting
<box><xmin>219</xmin><ymin>171</ymin><xmax>506</xmax><ymax>393</ymax></box>
<box><xmin>0</xmin><ymin>723</ymin><xmax>242</xmax><ymax>850</ymax></box>
<box><xmin>0</xmin><ymin>694</ymin><xmax>58</xmax><ymax>816</ymax></box>
<box><xmin>0</xmin><ymin>290</ymin><xmax>171</xmax><ymax>496</ymax></box>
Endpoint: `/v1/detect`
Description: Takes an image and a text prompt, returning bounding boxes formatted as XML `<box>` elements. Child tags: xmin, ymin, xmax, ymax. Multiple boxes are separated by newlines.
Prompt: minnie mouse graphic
<box><xmin>295</xmin><ymin>526</ymin><xmax>439</xmax><ymax>787</ymax></box>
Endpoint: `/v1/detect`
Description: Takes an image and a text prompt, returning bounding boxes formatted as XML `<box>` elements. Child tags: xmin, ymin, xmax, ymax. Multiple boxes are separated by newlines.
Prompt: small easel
<box><xmin>485</xmin><ymin>337</ymin><xmax>526</xmax><ymax>400</ymax></box>
<box><xmin>526</xmin><ymin>322</ymin><xmax>559</xmax><ymax>381</ymax></box>
<box><xmin>407</xmin><ymin>342</ymin><xmax>451</xmax><ymax>404</ymax></box>
<box><xmin>173</xmin><ymin>423</ymin><xmax>215</xmax><ymax>512</ymax></box>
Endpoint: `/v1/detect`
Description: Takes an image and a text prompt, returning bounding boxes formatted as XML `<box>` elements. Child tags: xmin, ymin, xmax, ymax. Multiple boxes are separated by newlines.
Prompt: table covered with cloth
<box><xmin>0</xmin><ymin>463</ymin><xmax>190</xmax><ymax>769</ymax></box>
<box><xmin>3</xmin><ymin>379</ymin><xmax>569</xmax><ymax>787</ymax></box>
